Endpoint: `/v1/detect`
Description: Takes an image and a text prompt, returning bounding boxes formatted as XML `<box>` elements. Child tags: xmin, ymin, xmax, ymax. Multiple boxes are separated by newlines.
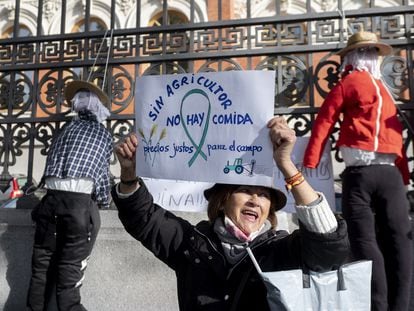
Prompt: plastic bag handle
<box><xmin>246</xmin><ymin>247</ymin><xmax>262</xmax><ymax>274</ymax></box>
<box><xmin>302</xmin><ymin>266</ymin><xmax>346</xmax><ymax>291</ymax></box>
<box><xmin>247</xmin><ymin>247</ymin><xmax>346</xmax><ymax>291</ymax></box>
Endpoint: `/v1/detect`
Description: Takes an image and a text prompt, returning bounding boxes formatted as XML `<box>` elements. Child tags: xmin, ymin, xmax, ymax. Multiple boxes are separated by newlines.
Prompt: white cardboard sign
<box><xmin>135</xmin><ymin>71</ymin><xmax>275</xmax><ymax>187</ymax></box>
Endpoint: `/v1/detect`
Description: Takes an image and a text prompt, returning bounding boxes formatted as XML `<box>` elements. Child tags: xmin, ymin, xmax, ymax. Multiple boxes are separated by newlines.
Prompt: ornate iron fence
<box><xmin>0</xmin><ymin>0</ymin><xmax>413</xmax><ymax>190</ymax></box>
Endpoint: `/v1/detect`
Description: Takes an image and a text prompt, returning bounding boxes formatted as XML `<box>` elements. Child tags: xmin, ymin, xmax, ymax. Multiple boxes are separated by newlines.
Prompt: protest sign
<box><xmin>135</xmin><ymin>71</ymin><xmax>275</xmax><ymax>187</ymax></box>
<box><xmin>143</xmin><ymin>137</ymin><xmax>336</xmax><ymax>213</ymax></box>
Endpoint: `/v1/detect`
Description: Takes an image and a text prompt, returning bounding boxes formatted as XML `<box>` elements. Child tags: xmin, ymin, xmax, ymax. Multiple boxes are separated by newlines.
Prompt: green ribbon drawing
<box><xmin>180</xmin><ymin>89</ymin><xmax>211</xmax><ymax>167</ymax></box>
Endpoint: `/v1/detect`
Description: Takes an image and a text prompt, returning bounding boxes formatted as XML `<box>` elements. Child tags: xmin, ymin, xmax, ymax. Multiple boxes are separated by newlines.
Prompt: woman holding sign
<box><xmin>113</xmin><ymin>116</ymin><xmax>349</xmax><ymax>311</ymax></box>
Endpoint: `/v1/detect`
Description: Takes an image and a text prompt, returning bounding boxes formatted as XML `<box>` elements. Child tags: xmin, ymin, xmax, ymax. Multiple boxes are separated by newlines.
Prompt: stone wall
<box><xmin>0</xmin><ymin>209</ymin><xmax>182</xmax><ymax>311</ymax></box>
<box><xmin>0</xmin><ymin>208</ymin><xmax>298</xmax><ymax>311</ymax></box>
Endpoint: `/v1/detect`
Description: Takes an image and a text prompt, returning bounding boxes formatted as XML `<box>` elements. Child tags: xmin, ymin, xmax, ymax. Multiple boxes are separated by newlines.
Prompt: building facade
<box><xmin>0</xmin><ymin>0</ymin><xmax>413</xmax><ymax>192</ymax></box>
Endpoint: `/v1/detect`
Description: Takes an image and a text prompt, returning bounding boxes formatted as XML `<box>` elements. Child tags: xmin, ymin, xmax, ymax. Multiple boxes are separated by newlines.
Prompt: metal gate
<box><xmin>0</xmin><ymin>0</ymin><xmax>413</xmax><ymax>193</ymax></box>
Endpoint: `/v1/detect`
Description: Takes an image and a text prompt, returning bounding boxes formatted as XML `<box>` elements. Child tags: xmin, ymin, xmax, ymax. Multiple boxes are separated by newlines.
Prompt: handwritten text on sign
<box><xmin>135</xmin><ymin>71</ymin><xmax>276</xmax><ymax>187</ymax></box>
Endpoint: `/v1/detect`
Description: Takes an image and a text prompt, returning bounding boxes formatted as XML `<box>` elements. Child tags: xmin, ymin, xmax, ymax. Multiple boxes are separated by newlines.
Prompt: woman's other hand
<box><xmin>267</xmin><ymin>116</ymin><xmax>296</xmax><ymax>169</ymax></box>
<box><xmin>267</xmin><ymin>116</ymin><xmax>318</xmax><ymax>205</ymax></box>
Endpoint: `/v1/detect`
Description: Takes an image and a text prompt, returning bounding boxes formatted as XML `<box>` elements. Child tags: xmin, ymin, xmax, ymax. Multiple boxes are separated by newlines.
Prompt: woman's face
<box><xmin>223</xmin><ymin>185</ymin><xmax>272</xmax><ymax>235</ymax></box>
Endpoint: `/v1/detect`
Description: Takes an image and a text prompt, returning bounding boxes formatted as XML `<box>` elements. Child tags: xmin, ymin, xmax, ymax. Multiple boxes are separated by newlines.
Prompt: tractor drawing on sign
<box><xmin>223</xmin><ymin>158</ymin><xmax>256</xmax><ymax>176</ymax></box>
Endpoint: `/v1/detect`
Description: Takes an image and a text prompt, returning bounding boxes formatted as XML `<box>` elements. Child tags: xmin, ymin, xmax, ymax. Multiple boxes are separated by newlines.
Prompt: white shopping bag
<box><xmin>246</xmin><ymin>248</ymin><xmax>372</xmax><ymax>311</ymax></box>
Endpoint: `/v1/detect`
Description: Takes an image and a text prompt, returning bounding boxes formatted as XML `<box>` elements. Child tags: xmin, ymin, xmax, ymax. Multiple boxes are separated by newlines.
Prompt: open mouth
<box><xmin>241</xmin><ymin>210</ymin><xmax>259</xmax><ymax>221</ymax></box>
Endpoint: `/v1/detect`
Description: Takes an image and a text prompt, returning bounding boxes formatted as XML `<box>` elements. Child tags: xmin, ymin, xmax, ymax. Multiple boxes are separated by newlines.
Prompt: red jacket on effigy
<box><xmin>303</xmin><ymin>69</ymin><xmax>410</xmax><ymax>184</ymax></box>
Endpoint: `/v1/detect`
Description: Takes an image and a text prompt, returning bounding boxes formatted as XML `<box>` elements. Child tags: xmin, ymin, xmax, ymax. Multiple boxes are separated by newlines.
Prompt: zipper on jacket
<box><xmin>194</xmin><ymin>227</ymin><xmax>227</xmax><ymax>265</ymax></box>
<box><xmin>225</xmin><ymin>231</ymin><xmax>283</xmax><ymax>280</ymax></box>
<box><xmin>194</xmin><ymin>226</ymin><xmax>286</xmax><ymax>280</ymax></box>
<box><xmin>369</xmin><ymin>74</ymin><xmax>383</xmax><ymax>152</ymax></box>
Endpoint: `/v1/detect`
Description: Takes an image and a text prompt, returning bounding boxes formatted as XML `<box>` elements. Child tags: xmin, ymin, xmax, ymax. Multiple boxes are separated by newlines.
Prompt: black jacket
<box><xmin>112</xmin><ymin>180</ymin><xmax>349</xmax><ymax>311</ymax></box>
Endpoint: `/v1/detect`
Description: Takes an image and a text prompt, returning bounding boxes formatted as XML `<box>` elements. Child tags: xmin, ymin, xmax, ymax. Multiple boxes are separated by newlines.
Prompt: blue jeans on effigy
<box><xmin>27</xmin><ymin>189</ymin><xmax>100</xmax><ymax>311</ymax></box>
<box><xmin>341</xmin><ymin>164</ymin><xmax>412</xmax><ymax>311</ymax></box>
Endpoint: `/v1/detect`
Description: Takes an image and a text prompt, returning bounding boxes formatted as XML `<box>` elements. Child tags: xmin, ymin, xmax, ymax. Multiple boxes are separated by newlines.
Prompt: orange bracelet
<box><xmin>285</xmin><ymin>171</ymin><xmax>302</xmax><ymax>184</ymax></box>
<box><xmin>285</xmin><ymin>172</ymin><xmax>305</xmax><ymax>192</ymax></box>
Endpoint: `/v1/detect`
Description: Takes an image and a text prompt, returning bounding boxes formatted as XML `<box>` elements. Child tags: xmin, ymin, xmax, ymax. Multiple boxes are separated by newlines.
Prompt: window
<box><xmin>148</xmin><ymin>10</ymin><xmax>190</xmax><ymax>74</ymax></box>
<box><xmin>150</xmin><ymin>10</ymin><xmax>189</xmax><ymax>26</ymax></box>
<box><xmin>70</xmin><ymin>18</ymin><xmax>109</xmax><ymax>91</ymax></box>
<box><xmin>1</xmin><ymin>24</ymin><xmax>31</xmax><ymax>38</ymax></box>
<box><xmin>72</xmin><ymin>17</ymin><xmax>106</xmax><ymax>33</ymax></box>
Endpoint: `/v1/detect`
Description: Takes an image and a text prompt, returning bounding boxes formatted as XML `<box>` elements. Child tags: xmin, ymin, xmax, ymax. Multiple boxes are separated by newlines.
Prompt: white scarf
<box><xmin>72</xmin><ymin>91</ymin><xmax>110</xmax><ymax>123</ymax></box>
<box><xmin>213</xmin><ymin>216</ymin><xmax>272</xmax><ymax>264</ymax></box>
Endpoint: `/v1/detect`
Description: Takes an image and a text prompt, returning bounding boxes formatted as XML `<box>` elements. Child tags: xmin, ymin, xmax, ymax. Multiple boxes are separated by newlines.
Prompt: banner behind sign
<box><xmin>143</xmin><ymin>138</ymin><xmax>336</xmax><ymax>213</ymax></box>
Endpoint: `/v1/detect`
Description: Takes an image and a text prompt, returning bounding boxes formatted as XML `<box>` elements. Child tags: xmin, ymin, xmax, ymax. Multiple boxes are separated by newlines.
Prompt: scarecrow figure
<box><xmin>27</xmin><ymin>80</ymin><xmax>113</xmax><ymax>311</ymax></box>
<box><xmin>303</xmin><ymin>31</ymin><xmax>412</xmax><ymax>311</ymax></box>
